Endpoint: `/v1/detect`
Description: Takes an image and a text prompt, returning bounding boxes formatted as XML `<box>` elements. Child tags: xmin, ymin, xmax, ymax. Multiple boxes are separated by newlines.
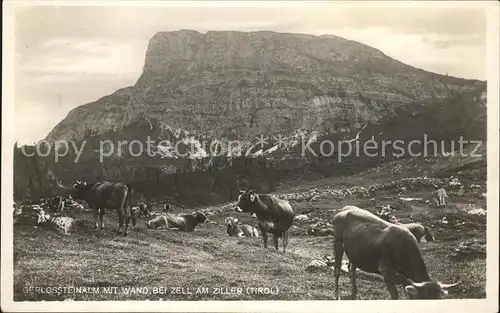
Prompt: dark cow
<box><xmin>389</xmin><ymin>216</ymin><xmax>435</xmax><ymax>243</ymax></box>
<box><xmin>235</xmin><ymin>190</ymin><xmax>294</xmax><ymax>253</ymax></box>
<box><xmin>163</xmin><ymin>203</ymin><xmax>172</xmax><ymax>212</ymax></box>
<box><xmin>41</xmin><ymin>197</ymin><xmax>65</xmax><ymax>214</ymax></box>
<box><xmin>71</xmin><ymin>180</ymin><xmax>136</xmax><ymax>236</ymax></box>
<box><xmin>146</xmin><ymin>211</ymin><xmax>208</xmax><ymax>232</ymax></box>
<box><xmin>332</xmin><ymin>206</ymin><xmax>459</xmax><ymax>300</ymax></box>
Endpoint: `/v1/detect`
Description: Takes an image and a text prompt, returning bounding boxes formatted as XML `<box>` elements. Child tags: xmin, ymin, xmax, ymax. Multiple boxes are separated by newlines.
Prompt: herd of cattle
<box><xmin>14</xmin><ymin>180</ymin><xmax>461</xmax><ymax>300</ymax></box>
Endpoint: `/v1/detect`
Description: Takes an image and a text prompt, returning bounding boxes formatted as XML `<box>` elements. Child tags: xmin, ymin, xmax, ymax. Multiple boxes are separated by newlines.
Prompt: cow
<box><xmin>389</xmin><ymin>216</ymin><xmax>435</xmax><ymax>243</ymax></box>
<box><xmin>71</xmin><ymin>180</ymin><xmax>136</xmax><ymax>236</ymax></box>
<box><xmin>225</xmin><ymin>217</ymin><xmax>259</xmax><ymax>237</ymax></box>
<box><xmin>436</xmin><ymin>188</ymin><xmax>448</xmax><ymax>207</ymax></box>
<box><xmin>306</xmin><ymin>254</ymin><xmax>336</xmax><ymax>273</ymax></box>
<box><xmin>14</xmin><ymin>205</ymin><xmax>51</xmax><ymax>226</ymax></box>
<box><xmin>235</xmin><ymin>190</ymin><xmax>295</xmax><ymax>253</ymax></box>
<box><xmin>136</xmin><ymin>202</ymin><xmax>151</xmax><ymax>218</ymax></box>
<box><xmin>332</xmin><ymin>206</ymin><xmax>459</xmax><ymax>300</ymax></box>
<box><xmin>146</xmin><ymin>211</ymin><xmax>208</xmax><ymax>232</ymax></box>
<box><xmin>48</xmin><ymin>216</ymin><xmax>76</xmax><ymax>235</ymax></box>
<box><xmin>51</xmin><ymin>196</ymin><xmax>65</xmax><ymax>214</ymax></box>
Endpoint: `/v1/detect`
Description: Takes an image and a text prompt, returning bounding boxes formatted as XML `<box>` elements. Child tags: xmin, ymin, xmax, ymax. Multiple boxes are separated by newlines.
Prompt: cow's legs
<box><xmin>123</xmin><ymin>210</ymin><xmax>131</xmax><ymax>236</ymax></box>
<box><xmin>117</xmin><ymin>209</ymin><xmax>124</xmax><ymax>234</ymax></box>
<box><xmin>379</xmin><ymin>259</ymin><xmax>399</xmax><ymax>300</ymax></box>
<box><xmin>282</xmin><ymin>231</ymin><xmax>289</xmax><ymax>253</ymax></box>
<box><xmin>349</xmin><ymin>263</ymin><xmax>358</xmax><ymax>299</ymax></box>
<box><xmin>333</xmin><ymin>235</ymin><xmax>344</xmax><ymax>300</ymax></box>
<box><xmin>272</xmin><ymin>233</ymin><xmax>280</xmax><ymax>251</ymax></box>
<box><xmin>123</xmin><ymin>219</ymin><xmax>129</xmax><ymax>236</ymax></box>
<box><xmin>93</xmin><ymin>209</ymin><xmax>100</xmax><ymax>229</ymax></box>
<box><xmin>260</xmin><ymin>225</ymin><xmax>268</xmax><ymax>248</ymax></box>
<box><xmin>262</xmin><ymin>232</ymin><xmax>268</xmax><ymax>248</ymax></box>
<box><xmin>99</xmin><ymin>208</ymin><xmax>105</xmax><ymax>230</ymax></box>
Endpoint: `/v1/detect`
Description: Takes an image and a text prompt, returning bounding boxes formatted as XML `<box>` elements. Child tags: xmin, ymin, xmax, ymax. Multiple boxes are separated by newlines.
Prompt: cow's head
<box><xmin>193</xmin><ymin>211</ymin><xmax>208</xmax><ymax>224</ymax></box>
<box><xmin>389</xmin><ymin>216</ymin><xmax>399</xmax><ymax>224</ymax></box>
<box><xmin>404</xmin><ymin>279</ymin><xmax>460</xmax><ymax>299</ymax></box>
<box><xmin>323</xmin><ymin>254</ymin><xmax>334</xmax><ymax>266</ymax></box>
<box><xmin>225</xmin><ymin>216</ymin><xmax>238</xmax><ymax>226</ymax></box>
<box><xmin>32</xmin><ymin>205</ymin><xmax>51</xmax><ymax>224</ymax></box>
<box><xmin>71</xmin><ymin>180</ymin><xmax>88</xmax><ymax>199</ymax></box>
<box><xmin>423</xmin><ymin>226</ymin><xmax>435</xmax><ymax>242</ymax></box>
<box><xmin>235</xmin><ymin>190</ymin><xmax>258</xmax><ymax>213</ymax></box>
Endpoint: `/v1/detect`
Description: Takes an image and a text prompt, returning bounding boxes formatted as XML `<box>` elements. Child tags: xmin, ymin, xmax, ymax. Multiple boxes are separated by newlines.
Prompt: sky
<box><xmin>12</xmin><ymin>3</ymin><xmax>488</xmax><ymax>145</ymax></box>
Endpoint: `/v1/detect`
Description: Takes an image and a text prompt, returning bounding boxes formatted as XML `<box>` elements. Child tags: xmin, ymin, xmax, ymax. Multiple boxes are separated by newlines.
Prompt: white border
<box><xmin>2</xmin><ymin>1</ymin><xmax>499</xmax><ymax>312</ymax></box>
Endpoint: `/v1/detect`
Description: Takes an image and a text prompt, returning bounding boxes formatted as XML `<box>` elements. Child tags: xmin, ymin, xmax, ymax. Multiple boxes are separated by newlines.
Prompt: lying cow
<box><xmin>235</xmin><ymin>190</ymin><xmax>294</xmax><ymax>253</ymax></box>
<box><xmin>14</xmin><ymin>205</ymin><xmax>51</xmax><ymax>226</ymax></box>
<box><xmin>306</xmin><ymin>255</ymin><xmax>350</xmax><ymax>274</ymax></box>
<box><xmin>71</xmin><ymin>180</ymin><xmax>136</xmax><ymax>236</ymax></box>
<box><xmin>306</xmin><ymin>254</ymin><xmax>335</xmax><ymax>272</ymax></box>
<box><xmin>389</xmin><ymin>216</ymin><xmax>435</xmax><ymax>243</ymax></box>
<box><xmin>307</xmin><ymin>227</ymin><xmax>335</xmax><ymax>237</ymax></box>
<box><xmin>225</xmin><ymin>217</ymin><xmax>259</xmax><ymax>237</ymax></box>
<box><xmin>332</xmin><ymin>206</ymin><xmax>459</xmax><ymax>300</ymax></box>
<box><xmin>146</xmin><ymin>211</ymin><xmax>208</xmax><ymax>232</ymax></box>
<box><xmin>48</xmin><ymin>216</ymin><xmax>76</xmax><ymax>235</ymax></box>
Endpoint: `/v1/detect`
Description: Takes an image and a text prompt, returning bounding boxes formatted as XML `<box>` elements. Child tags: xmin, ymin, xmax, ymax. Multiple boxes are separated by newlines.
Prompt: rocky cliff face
<box><xmin>46</xmin><ymin>29</ymin><xmax>484</xmax><ymax>144</ymax></box>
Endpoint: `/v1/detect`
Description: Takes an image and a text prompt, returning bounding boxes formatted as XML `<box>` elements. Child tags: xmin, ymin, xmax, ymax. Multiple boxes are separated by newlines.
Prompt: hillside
<box><xmin>45</xmin><ymin>29</ymin><xmax>483</xmax><ymax>143</ymax></box>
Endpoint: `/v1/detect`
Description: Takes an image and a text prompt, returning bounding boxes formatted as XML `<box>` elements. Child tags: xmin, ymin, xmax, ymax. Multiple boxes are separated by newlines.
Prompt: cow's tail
<box><xmin>127</xmin><ymin>184</ymin><xmax>136</xmax><ymax>226</ymax></box>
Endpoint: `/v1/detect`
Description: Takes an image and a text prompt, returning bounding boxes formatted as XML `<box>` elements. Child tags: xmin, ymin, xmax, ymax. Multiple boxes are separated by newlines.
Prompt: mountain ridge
<box><xmin>45</xmin><ymin>29</ymin><xmax>484</xmax><ymax>144</ymax></box>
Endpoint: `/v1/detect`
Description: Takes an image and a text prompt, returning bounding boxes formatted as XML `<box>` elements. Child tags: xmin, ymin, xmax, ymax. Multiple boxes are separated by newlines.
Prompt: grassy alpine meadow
<box><xmin>13</xmin><ymin>158</ymin><xmax>487</xmax><ymax>301</ymax></box>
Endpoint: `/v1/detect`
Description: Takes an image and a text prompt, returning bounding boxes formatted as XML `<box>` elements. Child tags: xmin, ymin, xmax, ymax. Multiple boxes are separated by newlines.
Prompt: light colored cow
<box><xmin>225</xmin><ymin>217</ymin><xmax>259</xmax><ymax>237</ymax></box>
<box><xmin>49</xmin><ymin>216</ymin><xmax>76</xmax><ymax>235</ymax></box>
<box><xmin>146</xmin><ymin>211</ymin><xmax>208</xmax><ymax>232</ymax></box>
<box><xmin>436</xmin><ymin>188</ymin><xmax>448</xmax><ymax>207</ymax></box>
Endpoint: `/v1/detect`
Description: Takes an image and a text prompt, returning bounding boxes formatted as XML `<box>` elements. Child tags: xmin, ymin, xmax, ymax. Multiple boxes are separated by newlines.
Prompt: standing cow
<box><xmin>235</xmin><ymin>190</ymin><xmax>294</xmax><ymax>253</ymax></box>
<box><xmin>332</xmin><ymin>206</ymin><xmax>459</xmax><ymax>300</ymax></box>
<box><xmin>71</xmin><ymin>180</ymin><xmax>136</xmax><ymax>236</ymax></box>
<box><xmin>436</xmin><ymin>188</ymin><xmax>448</xmax><ymax>207</ymax></box>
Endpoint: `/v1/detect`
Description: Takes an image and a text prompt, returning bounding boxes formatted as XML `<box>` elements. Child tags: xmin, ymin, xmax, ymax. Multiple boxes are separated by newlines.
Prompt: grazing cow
<box><xmin>436</xmin><ymin>188</ymin><xmax>448</xmax><ymax>207</ymax></box>
<box><xmin>71</xmin><ymin>180</ymin><xmax>136</xmax><ymax>236</ymax></box>
<box><xmin>332</xmin><ymin>206</ymin><xmax>459</xmax><ymax>300</ymax></box>
<box><xmin>235</xmin><ymin>190</ymin><xmax>295</xmax><ymax>253</ymax></box>
<box><xmin>389</xmin><ymin>216</ymin><xmax>435</xmax><ymax>243</ymax></box>
<box><xmin>225</xmin><ymin>217</ymin><xmax>259</xmax><ymax>237</ymax></box>
<box><xmin>146</xmin><ymin>211</ymin><xmax>208</xmax><ymax>232</ymax></box>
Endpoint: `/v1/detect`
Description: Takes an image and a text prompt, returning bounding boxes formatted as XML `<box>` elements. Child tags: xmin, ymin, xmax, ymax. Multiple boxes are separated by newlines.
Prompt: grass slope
<box><xmin>13</xmin><ymin>156</ymin><xmax>486</xmax><ymax>301</ymax></box>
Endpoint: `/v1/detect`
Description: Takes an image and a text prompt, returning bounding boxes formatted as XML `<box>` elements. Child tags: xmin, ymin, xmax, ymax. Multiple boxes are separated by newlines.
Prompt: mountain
<box><xmin>45</xmin><ymin>29</ymin><xmax>484</xmax><ymax>144</ymax></box>
<box><xmin>16</xmin><ymin>29</ymin><xmax>486</xmax><ymax>205</ymax></box>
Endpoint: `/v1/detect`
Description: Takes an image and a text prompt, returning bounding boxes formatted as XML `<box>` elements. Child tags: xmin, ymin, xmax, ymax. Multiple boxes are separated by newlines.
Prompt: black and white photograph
<box><xmin>2</xmin><ymin>1</ymin><xmax>499</xmax><ymax>312</ymax></box>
